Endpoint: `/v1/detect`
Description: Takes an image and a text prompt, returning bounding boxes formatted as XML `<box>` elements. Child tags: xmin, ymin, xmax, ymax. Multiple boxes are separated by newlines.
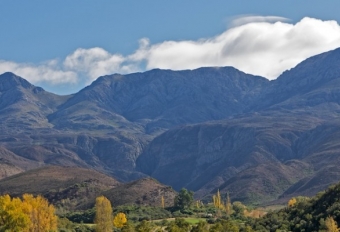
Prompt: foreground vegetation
<box><xmin>2</xmin><ymin>182</ymin><xmax>340</xmax><ymax>231</ymax></box>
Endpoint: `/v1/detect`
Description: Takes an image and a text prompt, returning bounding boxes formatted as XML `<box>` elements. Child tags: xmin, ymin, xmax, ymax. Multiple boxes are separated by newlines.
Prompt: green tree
<box><xmin>135</xmin><ymin>220</ymin><xmax>152</xmax><ymax>232</ymax></box>
<box><xmin>174</xmin><ymin>188</ymin><xmax>194</xmax><ymax>210</ymax></box>
<box><xmin>233</xmin><ymin>201</ymin><xmax>246</xmax><ymax>217</ymax></box>
<box><xmin>166</xmin><ymin>218</ymin><xmax>191</xmax><ymax>232</ymax></box>
<box><xmin>94</xmin><ymin>196</ymin><xmax>113</xmax><ymax>232</ymax></box>
<box><xmin>210</xmin><ymin>220</ymin><xmax>240</xmax><ymax>232</ymax></box>
<box><xmin>121</xmin><ymin>222</ymin><xmax>135</xmax><ymax>232</ymax></box>
<box><xmin>191</xmin><ymin>220</ymin><xmax>208</xmax><ymax>232</ymax></box>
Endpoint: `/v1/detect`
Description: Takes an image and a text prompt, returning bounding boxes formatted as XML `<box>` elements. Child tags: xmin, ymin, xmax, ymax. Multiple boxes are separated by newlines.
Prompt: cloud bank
<box><xmin>1</xmin><ymin>16</ymin><xmax>340</xmax><ymax>92</ymax></box>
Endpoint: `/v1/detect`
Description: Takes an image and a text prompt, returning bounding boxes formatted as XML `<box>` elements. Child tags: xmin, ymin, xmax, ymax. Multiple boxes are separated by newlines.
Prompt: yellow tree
<box><xmin>196</xmin><ymin>200</ymin><xmax>200</xmax><ymax>209</ymax></box>
<box><xmin>225</xmin><ymin>192</ymin><xmax>232</xmax><ymax>216</ymax></box>
<box><xmin>0</xmin><ymin>194</ymin><xmax>30</xmax><ymax>231</ymax></box>
<box><xmin>288</xmin><ymin>197</ymin><xmax>297</xmax><ymax>207</ymax></box>
<box><xmin>212</xmin><ymin>195</ymin><xmax>216</xmax><ymax>207</ymax></box>
<box><xmin>325</xmin><ymin>217</ymin><xmax>340</xmax><ymax>232</ymax></box>
<box><xmin>212</xmin><ymin>189</ymin><xmax>224</xmax><ymax>210</ymax></box>
<box><xmin>95</xmin><ymin>196</ymin><xmax>113</xmax><ymax>232</ymax></box>
<box><xmin>216</xmin><ymin>189</ymin><xmax>222</xmax><ymax>209</ymax></box>
<box><xmin>113</xmin><ymin>212</ymin><xmax>127</xmax><ymax>229</ymax></box>
<box><xmin>161</xmin><ymin>196</ymin><xmax>165</xmax><ymax>209</ymax></box>
<box><xmin>22</xmin><ymin>194</ymin><xmax>58</xmax><ymax>232</ymax></box>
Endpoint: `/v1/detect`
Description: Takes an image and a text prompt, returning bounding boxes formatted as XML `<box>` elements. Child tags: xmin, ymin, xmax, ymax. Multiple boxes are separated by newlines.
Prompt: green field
<box><xmin>153</xmin><ymin>217</ymin><xmax>206</xmax><ymax>224</ymax></box>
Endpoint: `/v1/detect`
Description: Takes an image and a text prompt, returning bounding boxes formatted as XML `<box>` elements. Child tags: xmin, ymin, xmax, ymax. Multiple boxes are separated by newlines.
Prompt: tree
<box><xmin>191</xmin><ymin>220</ymin><xmax>208</xmax><ymax>232</ymax></box>
<box><xmin>167</xmin><ymin>219</ymin><xmax>190</xmax><ymax>232</ymax></box>
<box><xmin>174</xmin><ymin>188</ymin><xmax>194</xmax><ymax>210</ymax></box>
<box><xmin>22</xmin><ymin>193</ymin><xmax>58</xmax><ymax>232</ymax></box>
<box><xmin>325</xmin><ymin>217</ymin><xmax>339</xmax><ymax>232</ymax></box>
<box><xmin>94</xmin><ymin>196</ymin><xmax>113</xmax><ymax>232</ymax></box>
<box><xmin>288</xmin><ymin>197</ymin><xmax>297</xmax><ymax>207</ymax></box>
<box><xmin>161</xmin><ymin>196</ymin><xmax>165</xmax><ymax>209</ymax></box>
<box><xmin>113</xmin><ymin>212</ymin><xmax>127</xmax><ymax>228</ymax></box>
<box><xmin>0</xmin><ymin>194</ymin><xmax>30</xmax><ymax>232</ymax></box>
<box><xmin>225</xmin><ymin>192</ymin><xmax>232</xmax><ymax>216</ymax></box>
<box><xmin>218</xmin><ymin>220</ymin><xmax>239</xmax><ymax>232</ymax></box>
<box><xmin>0</xmin><ymin>194</ymin><xmax>57</xmax><ymax>232</ymax></box>
<box><xmin>135</xmin><ymin>220</ymin><xmax>152</xmax><ymax>232</ymax></box>
<box><xmin>232</xmin><ymin>201</ymin><xmax>246</xmax><ymax>217</ymax></box>
<box><xmin>121</xmin><ymin>222</ymin><xmax>136</xmax><ymax>232</ymax></box>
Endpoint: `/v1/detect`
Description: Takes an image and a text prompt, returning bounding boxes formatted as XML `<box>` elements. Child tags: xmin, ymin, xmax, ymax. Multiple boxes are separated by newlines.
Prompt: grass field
<box><xmin>183</xmin><ymin>218</ymin><xmax>206</xmax><ymax>224</ymax></box>
<box><xmin>153</xmin><ymin>217</ymin><xmax>206</xmax><ymax>224</ymax></box>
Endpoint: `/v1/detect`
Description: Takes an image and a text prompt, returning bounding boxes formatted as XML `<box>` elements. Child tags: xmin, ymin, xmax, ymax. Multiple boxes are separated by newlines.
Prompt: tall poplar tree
<box><xmin>161</xmin><ymin>196</ymin><xmax>165</xmax><ymax>209</ymax></box>
<box><xmin>225</xmin><ymin>192</ymin><xmax>232</xmax><ymax>216</ymax></box>
<box><xmin>95</xmin><ymin>196</ymin><xmax>113</xmax><ymax>232</ymax></box>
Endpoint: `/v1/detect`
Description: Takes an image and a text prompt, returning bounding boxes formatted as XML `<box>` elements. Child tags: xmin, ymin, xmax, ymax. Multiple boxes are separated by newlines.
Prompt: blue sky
<box><xmin>1</xmin><ymin>1</ymin><xmax>340</xmax><ymax>94</ymax></box>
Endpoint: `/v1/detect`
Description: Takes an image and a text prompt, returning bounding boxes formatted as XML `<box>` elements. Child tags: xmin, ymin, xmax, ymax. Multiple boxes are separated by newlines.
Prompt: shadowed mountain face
<box><xmin>1</xmin><ymin>48</ymin><xmax>340</xmax><ymax>204</ymax></box>
<box><xmin>137</xmin><ymin>48</ymin><xmax>340</xmax><ymax>203</ymax></box>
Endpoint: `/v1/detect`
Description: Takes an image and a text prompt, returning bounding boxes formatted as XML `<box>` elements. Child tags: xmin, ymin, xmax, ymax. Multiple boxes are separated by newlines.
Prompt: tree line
<box><xmin>2</xmin><ymin>183</ymin><xmax>340</xmax><ymax>231</ymax></box>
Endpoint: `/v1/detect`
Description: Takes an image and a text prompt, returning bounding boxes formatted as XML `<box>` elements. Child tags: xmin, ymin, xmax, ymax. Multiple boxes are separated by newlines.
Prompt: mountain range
<box><xmin>1</xmin><ymin>47</ymin><xmax>340</xmax><ymax>204</ymax></box>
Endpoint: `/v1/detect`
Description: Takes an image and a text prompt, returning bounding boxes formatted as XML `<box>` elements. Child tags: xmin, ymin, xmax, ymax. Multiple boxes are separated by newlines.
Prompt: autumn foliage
<box><xmin>0</xmin><ymin>194</ymin><xmax>57</xmax><ymax>232</ymax></box>
<box><xmin>288</xmin><ymin>197</ymin><xmax>297</xmax><ymax>207</ymax></box>
<box><xmin>113</xmin><ymin>212</ymin><xmax>127</xmax><ymax>228</ymax></box>
<box><xmin>95</xmin><ymin>196</ymin><xmax>113</xmax><ymax>232</ymax></box>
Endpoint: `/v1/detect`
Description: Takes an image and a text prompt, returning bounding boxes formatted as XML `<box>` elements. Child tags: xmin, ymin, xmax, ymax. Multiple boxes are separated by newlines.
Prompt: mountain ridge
<box><xmin>1</xmin><ymin>48</ymin><xmax>340</xmax><ymax>204</ymax></box>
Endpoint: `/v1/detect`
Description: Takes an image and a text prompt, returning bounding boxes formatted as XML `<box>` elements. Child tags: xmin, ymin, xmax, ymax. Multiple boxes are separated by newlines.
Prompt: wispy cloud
<box><xmin>1</xmin><ymin>16</ymin><xmax>340</xmax><ymax>93</ymax></box>
<box><xmin>228</xmin><ymin>15</ymin><xmax>289</xmax><ymax>27</ymax></box>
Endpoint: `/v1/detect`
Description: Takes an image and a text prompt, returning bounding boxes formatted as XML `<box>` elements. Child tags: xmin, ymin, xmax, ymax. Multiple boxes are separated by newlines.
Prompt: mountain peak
<box><xmin>277</xmin><ymin>47</ymin><xmax>340</xmax><ymax>84</ymax></box>
<box><xmin>0</xmin><ymin>72</ymin><xmax>34</xmax><ymax>91</ymax></box>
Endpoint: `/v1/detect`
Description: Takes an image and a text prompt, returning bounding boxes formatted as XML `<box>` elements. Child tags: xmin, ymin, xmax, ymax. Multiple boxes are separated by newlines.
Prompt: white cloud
<box><xmin>134</xmin><ymin>17</ymin><xmax>340</xmax><ymax>79</ymax></box>
<box><xmin>1</xmin><ymin>16</ymin><xmax>340</xmax><ymax>93</ymax></box>
<box><xmin>0</xmin><ymin>60</ymin><xmax>77</xmax><ymax>84</ymax></box>
<box><xmin>63</xmin><ymin>47</ymin><xmax>133</xmax><ymax>82</ymax></box>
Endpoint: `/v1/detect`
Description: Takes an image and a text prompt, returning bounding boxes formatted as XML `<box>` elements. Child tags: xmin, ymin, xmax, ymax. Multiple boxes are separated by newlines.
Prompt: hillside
<box><xmin>0</xmin><ymin>166</ymin><xmax>177</xmax><ymax>210</ymax></box>
<box><xmin>0</xmin><ymin>166</ymin><xmax>120</xmax><ymax>210</ymax></box>
<box><xmin>252</xmin><ymin>181</ymin><xmax>340</xmax><ymax>231</ymax></box>
<box><xmin>102</xmin><ymin>177</ymin><xmax>177</xmax><ymax>207</ymax></box>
